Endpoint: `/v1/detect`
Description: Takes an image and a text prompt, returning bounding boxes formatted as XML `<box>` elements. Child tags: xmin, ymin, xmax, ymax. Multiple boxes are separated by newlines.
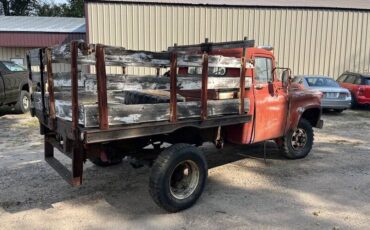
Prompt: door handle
<box><xmin>255</xmin><ymin>84</ymin><xmax>264</xmax><ymax>90</ymax></box>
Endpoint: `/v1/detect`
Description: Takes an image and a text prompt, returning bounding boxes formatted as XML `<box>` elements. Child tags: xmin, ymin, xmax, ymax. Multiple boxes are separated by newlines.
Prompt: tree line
<box><xmin>0</xmin><ymin>0</ymin><xmax>84</xmax><ymax>17</ymax></box>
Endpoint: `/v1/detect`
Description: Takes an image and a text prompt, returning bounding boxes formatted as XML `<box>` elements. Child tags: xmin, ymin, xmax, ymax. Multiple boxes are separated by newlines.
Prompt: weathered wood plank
<box><xmin>177</xmin><ymin>55</ymin><xmax>240</xmax><ymax>68</ymax></box>
<box><xmin>33</xmin><ymin>92</ymin><xmax>250</xmax><ymax>127</ymax></box>
<box><xmin>82</xmin><ymin>99</ymin><xmax>250</xmax><ymax>127</ymax></box>
<box><xmin>168</xmin><ymin>39</ymin><xmax>255</xmax><ymax>52</ymax></box>
<box><xmin>53</xmin><ymin>73</ymin><xmax>252</xmax><ymax>92</ymax></box>
<box><xmin>48</xmin><ymin>42</ymin><xmax>242</xmax><ymax>68</ymax></box>
<box><xmin>50</xmin><ymin>41</ymin><xmax>95</xmax><ymax>65</ymax></box>
<box><xmin>84</xmin><ymin>75</ymin><xmax>251</xmax><ymax>91</ymax></box>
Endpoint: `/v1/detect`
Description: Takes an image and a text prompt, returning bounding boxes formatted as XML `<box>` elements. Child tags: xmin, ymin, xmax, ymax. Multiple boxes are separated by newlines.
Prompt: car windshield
<box><xmin>2</xmin><ymin>61</ymin><xmax>26</xmax><ymax>72</ymax></box>
<box><xmin>306</xmin><ymin>77</ymin><xmax>339</xmax><ymax>87</ymax></box>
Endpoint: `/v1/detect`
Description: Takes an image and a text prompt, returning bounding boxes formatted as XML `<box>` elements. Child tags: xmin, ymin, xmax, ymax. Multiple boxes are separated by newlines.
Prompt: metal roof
<box><xmin>85</xmin><ymin>0</ymin><xmax>370</xmax><ymax>10</ymax></box>
<box><xmin>0</xmin><ymin>16</ymin><xmax>85</xmax><ymax>33</ymax></box>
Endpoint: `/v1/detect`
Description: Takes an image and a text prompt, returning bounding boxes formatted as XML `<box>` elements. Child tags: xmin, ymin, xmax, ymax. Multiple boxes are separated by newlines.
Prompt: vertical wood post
<box><xmin>95</xmin><ymin>44</ymin><xmax>109</xmax><ymax>130</ymax></box>
<box><xmin>239</xmin><ymin>37</ymin><xmax>247</xmax><ymax>114</ymax></box>
<box><xmin>44</xmin><ymin>136</ymin><xmax>54</xmax><ymax>158</ymax></box>
<box><xmin>71</xmin><ymin>145</ymin><xmax>83</xmax><ymax>186</ymax></box>
<box><xmin>156</xmin><ymin>67</ymin><xmax>160</xmax><ymax>77</ymax></box>
<box><xmin>71</xmin><ymin>41</ymin><xmax>84</xmax><ymax>186</ymax></box>
<box><xmin>39</xmin><ymin>49</ymin><xmax>46</xmax><ymax>114</ymax></box>
<box><xmin>201</xmin><ymin>52</ymin><xmax>209</xmax><ymax>120</ymax></box>
<box><xmin>71</xmin><ymin>41</ymin><xmax>79</xmax><ymax>132</ymax></box>
<box><xmin>46</xmin><ymin>48</ymin><xmax>56</xmax><ymax>128</ymax></box>
<box><xmin>169</xmin><ymin>52</ymin><xmax>177</xmax><ymax>122</ymax></box>
<box><xmin>26</xmin><ymin>54</ymin><xmax>33</xmax><ymax>94</ymax></box>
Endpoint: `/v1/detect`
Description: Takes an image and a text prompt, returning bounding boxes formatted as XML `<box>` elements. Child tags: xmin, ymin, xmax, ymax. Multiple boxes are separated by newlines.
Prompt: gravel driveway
<box><xmin>0</xmin><ymin>106</ymin><xmax>369</xmax><ymax>230</ymax></box>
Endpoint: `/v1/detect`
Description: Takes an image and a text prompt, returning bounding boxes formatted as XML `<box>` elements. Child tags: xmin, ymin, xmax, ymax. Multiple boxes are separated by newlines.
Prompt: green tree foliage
<box><xmin>0</xmin><ymin>0</ymin><xmax>37</xmax><ymax>16</ymax></box>
<box><xmin>64</xmin><ymin>0</ymin><xmax>84</xmax><ymax>17</ymax></box>
<box><xmin>0</xmin><ymin>0</ymin><xmax>84</xmax><ymax>17</ymax></box>
<box><xmin>36</xmin><ymin>0</ymin><xmax>84</xmax><ymax>17</ymax></box>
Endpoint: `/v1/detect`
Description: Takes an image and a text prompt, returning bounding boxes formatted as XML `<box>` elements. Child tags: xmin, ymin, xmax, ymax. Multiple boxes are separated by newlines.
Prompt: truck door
<box><xmin>0</xmin><ymin>74</ymin><xmax>5</xmax><ymax>103</ymax></box>
<box><xmin>0</xmin><ymin>62</ymin><xmax>23</xmax><ymax>103</ymax></box>
<box><xmin>252</xmin><ymin>55</ymin><xmax>288</xmax><ymax>143</ymax></box>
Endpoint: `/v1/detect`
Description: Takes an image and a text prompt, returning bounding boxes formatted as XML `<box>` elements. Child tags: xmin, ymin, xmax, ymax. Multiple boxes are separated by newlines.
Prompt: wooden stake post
<box><xmin>95</xmin><ymin>44</ymin><xmax>109</xmax><ymax>130</ymax></box>
<box><xmin>169</xmin><ymin>52</ymin><xmax>177</xmax><ymax>123</ymax></box>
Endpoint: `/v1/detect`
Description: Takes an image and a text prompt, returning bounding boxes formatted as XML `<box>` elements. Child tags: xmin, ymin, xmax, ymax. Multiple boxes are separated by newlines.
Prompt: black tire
<box><xmin>90</xmin><ymin>157</ymin><xmax>122</xmax><ymax>167</ymax></box>
<box><xmin>15</xmin><ymin>90</ymin><xmax>30</xmax><ymax>113</ymax></box>
<box><xmin>149</xmin><ymin>143</ymin><xmax>208</xmax><ymax>212</ymax></box>
<box><xmin>334</xmin><ymin>109</ymin><xmax>344</xmax><ymax>113</ymax></box>
<box><xmin>279</xmin><ymin>118</ymin><xmax>314</xmax><ymax>159</ymax></box>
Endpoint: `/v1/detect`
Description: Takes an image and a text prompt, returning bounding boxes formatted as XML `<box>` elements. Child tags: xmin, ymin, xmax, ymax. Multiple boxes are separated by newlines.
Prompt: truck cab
<box><xmin>178</xmin><ymin>46</ymin><xmax>323</xmax><ymax>158</ymax></box>
<box><xmin>0</xmin><ymin>60</ymin><xmax>31</xmax><ymax>113</ymax></box>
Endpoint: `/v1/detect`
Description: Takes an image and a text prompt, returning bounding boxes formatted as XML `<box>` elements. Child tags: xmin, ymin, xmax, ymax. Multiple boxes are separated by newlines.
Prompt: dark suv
<box><xmin>0</xmin><ymin>61</ymin><xmax>30</xmax><ymax>113</ymax></box>
<box><xmin>337</xmin><ymin>71</ymin><xmax>370</xmax><ymax>107</ymax></box>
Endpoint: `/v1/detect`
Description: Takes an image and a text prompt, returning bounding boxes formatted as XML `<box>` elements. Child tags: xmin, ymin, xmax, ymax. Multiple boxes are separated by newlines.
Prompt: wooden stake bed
<box><xmin>27</xmin><ymin>38</ymin><xmax>255</xmax><ymax>186</ymax></box>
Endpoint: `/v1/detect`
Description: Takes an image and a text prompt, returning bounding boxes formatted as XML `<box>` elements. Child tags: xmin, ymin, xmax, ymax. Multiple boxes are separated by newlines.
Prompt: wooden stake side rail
<box><xmin>82</xmin><ymin>114</ymin><xmax>252</xmax><ymax>144</ymax></box>
<box><xmin>28</xmin><ymin>39</ymin><xmax>255</xmax><ymax>68</ymax></box>
<box><xmin>29</xmin><ymin>38</ymin><xmax>254</xmax><ymax>132</ymax></box>
<box><xmin>168</xmin><ymin>39</ymin><xmax>255</xmax><ymax>53</ymax></box>
<box><xmin>53</xmin><ymin>73</ymin><xmax>250</xmax><ymax>91</ymax></box>
<box><xmin>27</xmin><ymin>38</ymin><xmax>254</xmax><ymax>187</ymax></box>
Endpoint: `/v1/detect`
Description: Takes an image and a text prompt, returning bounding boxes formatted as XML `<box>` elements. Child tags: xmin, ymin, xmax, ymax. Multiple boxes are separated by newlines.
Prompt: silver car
<box><xmin>293</xmin><ymin>76</ymin><xmax>352</xmax><ymax>112</ymax></box>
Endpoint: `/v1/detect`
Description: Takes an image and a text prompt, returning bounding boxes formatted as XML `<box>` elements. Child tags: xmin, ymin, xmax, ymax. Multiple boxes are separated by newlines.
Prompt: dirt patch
<box><xmin>0</xmin><ymin>109</ymin><xmax>370</xmax><ymax>229</ymax></box>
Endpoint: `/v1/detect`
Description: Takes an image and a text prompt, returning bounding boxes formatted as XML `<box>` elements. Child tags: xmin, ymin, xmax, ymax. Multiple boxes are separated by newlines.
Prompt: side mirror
<box><xmin>281</xmin><ymin>69</ymin><xmax>291</xmax><ymax>88</ymax></box>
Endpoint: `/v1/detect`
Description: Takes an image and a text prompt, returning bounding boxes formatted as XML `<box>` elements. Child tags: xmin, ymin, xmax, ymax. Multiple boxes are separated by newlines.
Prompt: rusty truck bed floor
<box><xmin>1</xmin><ymin>107</ymin><xmax>370</xmax><ymax>229</ymax></box>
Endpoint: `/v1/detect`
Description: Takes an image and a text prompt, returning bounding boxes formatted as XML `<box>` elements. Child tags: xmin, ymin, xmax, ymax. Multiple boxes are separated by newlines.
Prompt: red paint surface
<box><xmin>0</xmin><ymin>32</ymin><xmax>85</xmax><ymax>48</ymax></box>
<box><xmin>340</xmin><ymin>81</ymin><xmax>370</xmax><ymax>105</ymax></box>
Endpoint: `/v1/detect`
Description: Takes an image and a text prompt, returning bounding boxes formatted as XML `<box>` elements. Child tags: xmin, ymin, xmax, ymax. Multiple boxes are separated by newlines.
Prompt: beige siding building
<box><xmin>85</xmin><ymin>0</ymin><xmax>370</xmax><ymax>78</ymax></box>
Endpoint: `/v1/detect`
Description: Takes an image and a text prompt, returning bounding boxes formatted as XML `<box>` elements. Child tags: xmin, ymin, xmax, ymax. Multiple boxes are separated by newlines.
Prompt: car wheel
<box><xmin>15</xmin><ymin>90</ymin><xmax>30</xmax><ymax>113</ymax></box>
<box><xmin>334</xmin><ymin>109</ymin><xmax>344</xmax><ymax>113</ymax></box>
<box><xmin>279</xmin><ymin>118</ymin><xmax>314</xmax><ymax>159</ymax></box>
<box><xmin>149</xmin><ymin>143</ymin><xmax>208</xmax><ymax>212</ymax></box>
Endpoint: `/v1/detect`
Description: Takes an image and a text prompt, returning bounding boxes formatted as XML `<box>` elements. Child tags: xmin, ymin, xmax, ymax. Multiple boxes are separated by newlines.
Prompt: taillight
<box><xmin>358</xmin><ymin>87</ymin><xmax>365</xmax><ymax>96</ymax></box>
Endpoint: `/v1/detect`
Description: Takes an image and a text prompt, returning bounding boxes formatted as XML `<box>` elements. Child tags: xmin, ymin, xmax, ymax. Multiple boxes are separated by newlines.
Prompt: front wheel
<box><xmin>15</xmin><ymin>90</ymin><xmax>30</xmax><ymax>113</ymax></box>
<box><xmin>149</xmin><ymin>143</ymin><xmax>208</xmax><ymax>212</ymax></box>
<box><xmin>279</xmin><ymin>118</ymin><xmax>314</xmax><ymax>159</ymax></box>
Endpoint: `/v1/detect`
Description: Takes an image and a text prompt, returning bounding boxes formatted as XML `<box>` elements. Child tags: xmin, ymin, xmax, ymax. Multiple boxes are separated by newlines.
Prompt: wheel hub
<box><xmin>169</xmin><ymin>160</ymin><xmax>200</xmax><ymax>200</ymax></box>
<box><xmin>22</xmin><ymin>95</ymin><xmax>29</xmax><ymax>109</ymax></box>
<box><xmin>291</xmin><ymin>128</ymin><xmax>307</xmax><ymax>150</ymax></box>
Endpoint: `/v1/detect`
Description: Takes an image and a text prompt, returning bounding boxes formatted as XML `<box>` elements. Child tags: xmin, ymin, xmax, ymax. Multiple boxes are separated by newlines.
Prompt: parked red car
<box><xmin>337</xmin><ymin>71</ymin><xmax>370</xmax><ymax>107</ymax></box>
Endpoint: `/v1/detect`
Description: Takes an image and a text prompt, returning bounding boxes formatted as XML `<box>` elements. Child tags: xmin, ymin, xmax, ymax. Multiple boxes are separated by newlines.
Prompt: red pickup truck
<box><xmin>29</xmin><ymin>39</ymin><xmax>323</xmax><ymax>212</ymax></box>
